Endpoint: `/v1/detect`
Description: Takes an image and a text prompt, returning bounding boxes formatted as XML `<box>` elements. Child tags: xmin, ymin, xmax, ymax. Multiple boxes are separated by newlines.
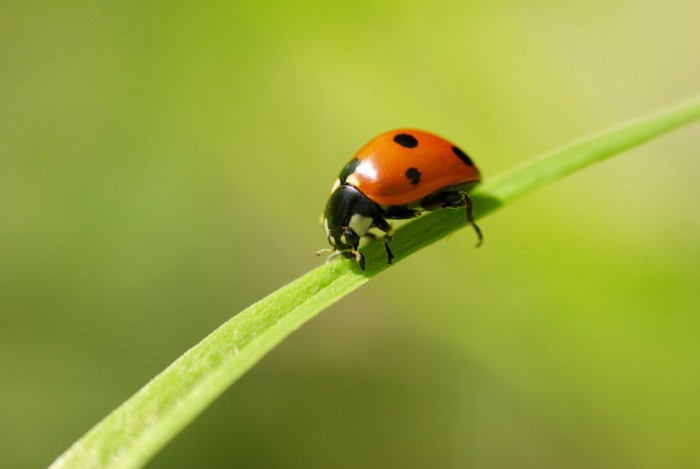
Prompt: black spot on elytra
<box><xmin>394</xmin><ymin>133</ymin><xmax>418</xmax><ymax>148</ymax></box>
<box><xmin>452</xmin><ymin>146</ymin><xmax>474</xmax><ymax>166</ymax></box>
<box><xmin>339</xmin><ymin>158</ymin><xmax>361</xmax><ymax>183</ymax></box>
<box><xmin>405</xmin><ymin>167</ymin><xmax>421</xmax><ymax>185</ymax></box>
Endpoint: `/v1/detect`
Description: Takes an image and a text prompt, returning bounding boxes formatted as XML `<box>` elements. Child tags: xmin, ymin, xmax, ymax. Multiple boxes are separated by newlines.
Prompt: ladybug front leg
<box><xmin>342</xmin><ymin>249</ymin><xmax>365</xmax><ymax>270</ymax></box>
<box><xmin>373</xmin><ymin>217</ymin><xmax>395</xmax><ymax>265</ymax></box>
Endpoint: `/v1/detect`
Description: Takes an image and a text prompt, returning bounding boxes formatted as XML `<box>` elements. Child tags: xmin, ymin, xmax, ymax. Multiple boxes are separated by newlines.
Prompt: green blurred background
<box><xmin>2</xmin><ymin>1</ymin><xmax>699</xmax><ymax>467</ymax></box>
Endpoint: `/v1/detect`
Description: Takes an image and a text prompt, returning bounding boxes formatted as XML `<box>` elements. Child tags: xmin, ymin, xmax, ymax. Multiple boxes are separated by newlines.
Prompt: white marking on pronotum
<box><xmin>329</xmin><ymin>178</ymin><xmax>341</xmax><ymax>193</ymax></box>
<box><xmin>348</xmin><ymin>213</ymin><xmax>373</xmax><ymax>236</ymax></box>
<box><xmin>345</xmin><ymin>174</ymin><xmax>359</xmax><ymax>187</ymax></box>
<box><xmin>323</xmin><ymin>218</ymin><xmax>330</xmax><ymax>237</ymax></box>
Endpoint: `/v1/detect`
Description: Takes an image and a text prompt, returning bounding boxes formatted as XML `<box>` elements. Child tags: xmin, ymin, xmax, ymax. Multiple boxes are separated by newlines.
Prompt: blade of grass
<box><xmin>51</xmin><ymin>95</ymin><xmax>700</xmax><ymax>468</ymax></box>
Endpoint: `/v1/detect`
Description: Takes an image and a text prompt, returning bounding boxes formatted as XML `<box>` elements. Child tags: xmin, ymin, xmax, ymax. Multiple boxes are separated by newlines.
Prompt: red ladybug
<box><xmin>318</xmin><ymin>129</ymin><xmax>482</xmax><ymax>270</ymax></box>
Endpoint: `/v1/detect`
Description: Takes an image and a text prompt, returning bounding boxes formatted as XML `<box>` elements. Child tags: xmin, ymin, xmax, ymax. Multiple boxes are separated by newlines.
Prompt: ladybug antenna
<box><xmin>316</xmin><ymin>248</ymin><xmax>334</xmax><ymax>257</ymax></box>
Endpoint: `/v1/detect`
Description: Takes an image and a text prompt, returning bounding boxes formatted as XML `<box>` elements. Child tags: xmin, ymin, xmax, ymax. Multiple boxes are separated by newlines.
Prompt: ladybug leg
<box><xmin>356</xmin><ymin>250</ymin><xmax>366</xmax><ymax>270</ymax></box>
<box><xmin>373</xmin><ymin>217</ymin><xmax>395</xmax><ymax>265</ymax></box>
<box><xmin>463</xmin><ymin>193</ymin><xmax>483</xmax><ymax>247</ymax></box>
<box><xmin>421</xmin><ymin>191</ymin><xmax>483</xmax><ymax>246</ymax></box>
<box><xmin>344</xmin><ymin>249</ymin><xmax>365</xmax><ymax>270</ymax></box>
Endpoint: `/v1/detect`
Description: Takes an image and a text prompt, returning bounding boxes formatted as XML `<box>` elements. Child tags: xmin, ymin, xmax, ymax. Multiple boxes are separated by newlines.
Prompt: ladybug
<box><xmin>318</xmin><ymin>129</ymin><xmax>482</xmax><ymax>270</ymax></box>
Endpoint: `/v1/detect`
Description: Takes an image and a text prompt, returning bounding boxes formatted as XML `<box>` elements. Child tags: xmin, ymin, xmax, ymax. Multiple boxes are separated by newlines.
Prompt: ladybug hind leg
<box><xmin>464</xmin><ymin>194</ymin><xmax>483</xmax><ymax>247</ymax></box>
<box><xmin>421</xmin><ymin>191</ymin><xmax>483</xmax><ymax>246</ymax></box>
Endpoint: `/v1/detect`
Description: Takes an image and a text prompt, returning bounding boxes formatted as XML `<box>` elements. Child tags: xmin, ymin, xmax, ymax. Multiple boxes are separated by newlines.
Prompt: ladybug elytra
<box><xmin>318</xmin><ymin>129</ymin><xmax>482</xmax><ymax>270</ymax></box>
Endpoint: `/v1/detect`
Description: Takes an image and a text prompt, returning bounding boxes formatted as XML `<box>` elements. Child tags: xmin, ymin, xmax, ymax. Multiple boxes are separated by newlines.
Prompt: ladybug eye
<box><xmin>393</xmin><ymin>133</ymin><xmax>418</xmax><ymax>148</ymax></box>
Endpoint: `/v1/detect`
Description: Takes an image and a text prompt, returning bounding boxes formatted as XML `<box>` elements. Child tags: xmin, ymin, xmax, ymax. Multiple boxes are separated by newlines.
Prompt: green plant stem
<box><xmin>51</xmin><ymin>96</ymin><xmax>700</xmax><ymax>469</ymax></box>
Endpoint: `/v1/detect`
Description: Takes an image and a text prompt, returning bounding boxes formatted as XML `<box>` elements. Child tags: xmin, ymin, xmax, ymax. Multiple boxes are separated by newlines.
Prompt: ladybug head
<box><xmin>321</xmin><ymin>183</ymin><xmax>380</xmax><ymax>268</ymax></box>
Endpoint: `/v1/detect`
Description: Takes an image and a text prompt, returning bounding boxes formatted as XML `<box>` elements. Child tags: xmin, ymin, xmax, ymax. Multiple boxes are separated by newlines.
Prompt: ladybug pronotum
<box><xmin>318</xmin><ymin>129</ymin><xmax>482</xmax><ymax>270</ymax></box>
